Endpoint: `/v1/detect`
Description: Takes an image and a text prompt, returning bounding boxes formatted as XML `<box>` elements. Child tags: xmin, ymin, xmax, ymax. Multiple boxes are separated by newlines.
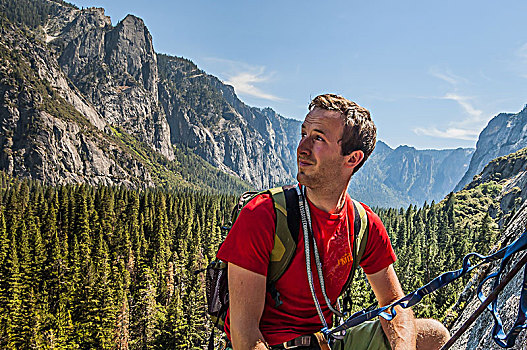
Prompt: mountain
<box><xmin>0</xmin><ymin>5</ymin><xmax>249</xmax><ymax>193</ymax></box>
<box><xmin>0</xmin><ymin>0</ymin><xmax>299</xmax><ymax>191</ymax></box>
<box><xmin>43</xmin><ymin>4</ymin><xmax>299</xmax><ymax>189</ymax></box>
<box><xmin>455</xmin><ymin>105</ymin><xmax>527</xmax><ymax>192</ymax></box>
<box><xmin>350</xmin><ymin>141</ymin><xmax>474</xmax><ymax>208</ymax></box>
<box><xmin>0</xmin><ymin>0</ymin><xmax>475</xmax><ymax>204</ymax></box>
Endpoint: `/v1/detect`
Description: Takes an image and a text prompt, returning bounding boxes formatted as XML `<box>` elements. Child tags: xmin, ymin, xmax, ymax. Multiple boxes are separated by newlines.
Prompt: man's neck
<box><xmin>304</xmin><ymin>185</ymin><xmax>349</xmax><ymax>214</ymax></box>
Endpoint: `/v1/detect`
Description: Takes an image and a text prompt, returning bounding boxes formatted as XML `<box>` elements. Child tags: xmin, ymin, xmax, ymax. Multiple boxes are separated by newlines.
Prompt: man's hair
<box><xmin>309</xmin><ymin>93</ymin><xmax>376</xmax><ymax>174</ymax></box>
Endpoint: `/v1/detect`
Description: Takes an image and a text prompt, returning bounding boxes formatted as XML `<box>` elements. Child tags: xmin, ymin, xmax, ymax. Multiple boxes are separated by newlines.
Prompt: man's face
<box><xmin>297</xmin><ymin>107</ymin><xmax>350</xmax><ymax>189</ymax></box>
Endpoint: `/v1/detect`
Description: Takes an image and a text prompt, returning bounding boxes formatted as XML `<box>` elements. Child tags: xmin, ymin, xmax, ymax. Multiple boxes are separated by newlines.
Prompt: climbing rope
<box><xmin>323</xmin><ymin>231</ymin><xmax>527</xmax><ymax>349</ymax></box>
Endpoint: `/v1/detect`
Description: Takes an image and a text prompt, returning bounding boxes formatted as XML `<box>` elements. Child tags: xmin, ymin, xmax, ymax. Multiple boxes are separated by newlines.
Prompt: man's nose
<box><xmin>297</xmin><ymin>136</ymin><xmax>312</xmax><ymax>155</ymax></box>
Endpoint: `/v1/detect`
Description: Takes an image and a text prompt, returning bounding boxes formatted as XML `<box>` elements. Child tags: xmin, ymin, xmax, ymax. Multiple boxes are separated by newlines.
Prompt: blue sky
<box><xmin>70</xmin><ymin>0</ymin><xmax>527</xmax><ymax>150</ymax></box>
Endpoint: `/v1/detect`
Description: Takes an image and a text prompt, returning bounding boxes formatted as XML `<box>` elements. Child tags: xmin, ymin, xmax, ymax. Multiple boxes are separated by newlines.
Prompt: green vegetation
<box><xmin>0</xmin><ymin>173</ymin><xmax>235</xmax><ymax>349</ymax></box>
<box><xmin>0</xmin><ymin>171</ymin><xmax>502</xmax><ymax>348</ymax></box>
<box><xmin>454</xmin><ymin>181</ymin><xmax>502</xmax><ymax>228</ymax></box>
<box><xmin>0</xmin><ymin>0</ymin><xmax>77</xmax><ymax>29</ymax></box>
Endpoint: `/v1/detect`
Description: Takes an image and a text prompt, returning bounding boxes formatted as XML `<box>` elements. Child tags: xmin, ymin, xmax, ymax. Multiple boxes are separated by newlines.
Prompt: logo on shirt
<box><xmin>337</xmin><ymin>252</ymin><xmax>353</xmax><ymax>267</ymax></box>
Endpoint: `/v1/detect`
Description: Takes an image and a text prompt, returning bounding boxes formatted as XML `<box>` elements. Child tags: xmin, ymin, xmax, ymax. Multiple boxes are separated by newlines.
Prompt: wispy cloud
<box><xmin>203</xmin><ymin>57</ymin><xmax>283</xmax><ymax>101</ymax></box>
<box><xmin>442</xmin><ymin>93</ymin><xmax>483</xmax><ymax>122</ymax></box>
<box><xmin>225</xmin><ymin>69</ymin><xmax>283</xmax><ymax>101</ymax></box>
<box><xmin>411</xmin><ymin>70</ymin><xmax>486</xmax><ymax>141</ymax></box>
<box><xmin>429</xmin><ymin>67</ymin><xmax>468</xmax><ymax>86</ymax></box>
<box><xmin>413</xmin><ymin>127</ymin><xmax>479</xmax><ymax>141</ymax></box>
<box><xmin>412</xmin><ymin>93</ymin><xmax>484</xmax><ymax>141</ymax></box>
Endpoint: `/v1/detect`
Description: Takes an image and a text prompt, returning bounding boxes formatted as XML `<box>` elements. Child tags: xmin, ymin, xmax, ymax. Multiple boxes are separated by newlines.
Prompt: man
<box><xmin>217</xmin><ymin>94</ymin><xmax>450</xmax><ymax>349</ymax></box>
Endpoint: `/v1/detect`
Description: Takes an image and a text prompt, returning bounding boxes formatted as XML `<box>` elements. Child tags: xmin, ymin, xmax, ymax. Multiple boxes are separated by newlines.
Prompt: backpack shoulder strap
<box><xmin>340</xmin><ymin>198</ymin><xmax>369</xmax><ymax>296</ymax></box>
<box><xmin>267</xmin><ymin>185</ymin><xmax>300</xmax><ymax>284</ymax></box>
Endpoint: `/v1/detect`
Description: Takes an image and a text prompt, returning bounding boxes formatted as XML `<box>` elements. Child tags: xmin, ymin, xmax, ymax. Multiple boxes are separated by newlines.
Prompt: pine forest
<box><xmin>0</xmin><ymin>172</ymin><xmax>502</xmax><ymax>349</ymax></box>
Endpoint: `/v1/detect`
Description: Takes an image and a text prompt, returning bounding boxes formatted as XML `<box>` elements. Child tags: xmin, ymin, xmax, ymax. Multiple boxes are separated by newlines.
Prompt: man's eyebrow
<box><xmin>301</xmin><ymin>124</ymin><xmax>326</xmax><ymax>135</ymax></box>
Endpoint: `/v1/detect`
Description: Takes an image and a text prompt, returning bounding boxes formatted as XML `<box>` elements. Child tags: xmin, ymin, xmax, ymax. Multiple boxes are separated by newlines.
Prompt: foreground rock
<box><xmin>448</xmin><ymin>146</ymin><xmax>527</xmax><ymax>349</ymax></box>
<box><xmin>448</xmin><ymin>200</ymin><xmax>527</xmax><ymax>349</ymax></box>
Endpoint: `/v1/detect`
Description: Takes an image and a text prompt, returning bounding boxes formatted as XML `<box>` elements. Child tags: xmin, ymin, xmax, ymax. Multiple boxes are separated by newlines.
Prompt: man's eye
<box><xmin>315</xmin><ymin>135</ymin><xmax>324</xmax><ymax>141</ymax></box>
<box><xmin>301</xmin><ymin>132</ymin><xmax>307</xmax><ymax>138</ymax></box>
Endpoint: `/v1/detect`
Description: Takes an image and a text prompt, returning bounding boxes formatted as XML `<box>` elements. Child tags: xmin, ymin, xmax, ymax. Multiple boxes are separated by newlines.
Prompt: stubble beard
<box><xmin>296</xmin><ymin>167</ymin><xmax>325</xmax><ymax>190</ymax></box>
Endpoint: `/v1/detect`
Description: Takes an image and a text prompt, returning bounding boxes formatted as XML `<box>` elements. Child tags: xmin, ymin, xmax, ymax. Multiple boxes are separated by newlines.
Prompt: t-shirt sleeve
<box><xmin>216</xmin><ymin>194</ymin><xmax>276</xmax><ymax>277</ymax></box>
<box><xmin>358</xmin><ymin>205</ymin><xmax>397</xmax><ymax>275</ymax></box>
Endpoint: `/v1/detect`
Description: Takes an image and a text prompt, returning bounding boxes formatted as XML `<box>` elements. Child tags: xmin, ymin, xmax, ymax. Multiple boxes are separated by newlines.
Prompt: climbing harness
<box><xmin>321</xmin><ymin>231</ymin><xmax>527</xmax><ymax>349</ymax></box>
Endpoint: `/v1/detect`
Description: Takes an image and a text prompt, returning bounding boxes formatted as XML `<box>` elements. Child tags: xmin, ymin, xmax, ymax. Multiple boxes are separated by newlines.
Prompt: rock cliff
<box><xmin>455</xmin><ymin>105</ymin><xmax>527</xmax><ymax>192</ymax></box>
<box><xmin>0</xmin><ymin>16</ymin><xmax>149</xmax><ymax>186</ymax></box>
<box><xmin>48</xmin><ymin>8</ymin><xmax>174</xmax><ymax>160</ymax></box>
<box><xmin>0</xmin><ymin>14</ymin><xmax>248</xmax><ymax>192</ymax></box>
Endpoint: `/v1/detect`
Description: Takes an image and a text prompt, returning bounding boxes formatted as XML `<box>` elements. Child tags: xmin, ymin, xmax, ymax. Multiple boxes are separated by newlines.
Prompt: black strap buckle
<box><xmin>282</xmin><ymin>334</ymin><xmax>319</xmax><ymax>349</ymax></box>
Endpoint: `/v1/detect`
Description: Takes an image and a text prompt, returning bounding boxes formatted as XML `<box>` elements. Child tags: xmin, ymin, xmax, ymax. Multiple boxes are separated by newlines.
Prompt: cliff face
<box><xmin>448</xmin><ymin>202</ymin><xmax>527</xmax><ymax>349</ymax></box>
<box><xmin>444</xmin><ymin>146</ymin><xmax>527</xmax><ymax>349</ymax></box>
<box><xmin>455</xmin><ymin>106</ymin><xmax>527</xmax><ymax>191</ymax></box>
<box><xmin>156</xmin><ymin>54</ymin><xmax>299</xmax><ymax>188</ymax></box>
<box><xmin>40</xmin><ymin>5</ymin><xmax>300</xmax><ymax>189</ymax></box>
<box><xmin>47</xmin><ymin>8</ymin><xmax>174</xmax><ymax>160</ymax></box>
<box><xmin>0</xmin><ymin>14</ymin><xmax>248</xmax><ymax>193</ymax></box>
<box><xmin>349</xmin><ymin>141</ymin><xmax>474</xmax><ymax>208</ymax></box>
<box><xmin>0</xmin><ymin>17</ymin><xmax>151</xmax><ymax>187</ymax></box>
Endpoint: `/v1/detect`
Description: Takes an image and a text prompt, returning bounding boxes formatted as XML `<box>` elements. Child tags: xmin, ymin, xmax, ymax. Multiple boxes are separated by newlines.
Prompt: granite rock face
<box><xmin>0</xmin><ymin>18</ymin><xmax>153</xmax><ymax>187</ymax></box>
<box><xmin>445</xmin><ymin>146</ymin><xmax>527</xmax><ymax>349</ymax></box>
<box><xmin>156</xmin><ymin>54</ymin><xmax>299</xmax><ymax>188</ymax></box>
<box><xmin>48</xmin><ymin>8</ymin><xmax>174</xmax><ymax>160</ymax></box>
<box><xmin>455</xmin><ymin>106</ymin><xmax>527</xmax><ymax>192</ymax></box>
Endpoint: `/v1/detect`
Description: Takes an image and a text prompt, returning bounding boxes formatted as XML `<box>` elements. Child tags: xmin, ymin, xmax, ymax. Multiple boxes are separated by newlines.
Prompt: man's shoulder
<box><xmin>347</xmin><ymin>197</ymin><xmax>384</xmax><ymax>229</ymax></box>
<box><xmin>241</xmin><ymin>192</ymin><xmax>274</xmax><ymax>215</ymax></box>
<box><xmin>348</xmin><ymin>197</ymin><xmax>372</xmax><ymax>214</ymax></box>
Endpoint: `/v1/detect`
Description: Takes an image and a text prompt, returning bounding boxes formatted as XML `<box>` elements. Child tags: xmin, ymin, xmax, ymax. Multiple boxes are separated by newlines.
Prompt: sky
<box><xmin>69</xmin><ymin>0</ymin><xmax>527</xmax><ymax>150</ymax></box>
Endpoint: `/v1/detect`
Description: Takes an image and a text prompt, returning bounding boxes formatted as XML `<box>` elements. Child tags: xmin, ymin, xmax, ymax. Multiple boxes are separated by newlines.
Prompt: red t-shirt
<box><xmin>216</xmin><ymin>191</ymin><xmax>396</xmax><ymax>346</ymax></box>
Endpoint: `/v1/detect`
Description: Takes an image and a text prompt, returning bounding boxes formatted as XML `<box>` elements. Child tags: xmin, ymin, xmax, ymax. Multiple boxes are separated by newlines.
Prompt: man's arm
<box><xmin>228</xmin><ymin>263</ymin><xmax>269</xmax><ymax>350</ymax></box>
<box><xmin>367</xmin><ymin>264</ymin><xmax>416</xmax><ymax>350</ymax></box>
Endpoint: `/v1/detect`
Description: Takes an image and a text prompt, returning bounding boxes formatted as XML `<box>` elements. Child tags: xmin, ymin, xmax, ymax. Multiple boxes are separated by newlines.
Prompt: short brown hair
<box><xmin>309</xmin><ymin>94</ymin><xmax>376</xmax><ymax>174</ymax></box>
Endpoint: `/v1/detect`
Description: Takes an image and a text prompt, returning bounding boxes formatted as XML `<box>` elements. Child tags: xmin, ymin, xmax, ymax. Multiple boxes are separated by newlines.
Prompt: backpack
<box><xmin>204</xmin><ymin>185</ymin><xmax>369</xmax><ymax>348</ymax></box>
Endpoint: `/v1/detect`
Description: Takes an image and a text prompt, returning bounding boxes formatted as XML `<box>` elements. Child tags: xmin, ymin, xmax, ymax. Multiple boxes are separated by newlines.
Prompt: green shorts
<box><xmin>332</xmin><ymin>319</ymin><xmax>391</xmax><ymax>350</ymax></box>
<box><xmin>225</xmin><ymin>320</ymin><xmax>390</xmax><ymax>350</ymax></box>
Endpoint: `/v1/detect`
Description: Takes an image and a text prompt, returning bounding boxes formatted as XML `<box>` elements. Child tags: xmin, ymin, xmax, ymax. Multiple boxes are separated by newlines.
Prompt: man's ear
<box><xmin>346</xmin><ymin>150</ymin><xmax>364</xmax><ymax>169</ymax></box>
